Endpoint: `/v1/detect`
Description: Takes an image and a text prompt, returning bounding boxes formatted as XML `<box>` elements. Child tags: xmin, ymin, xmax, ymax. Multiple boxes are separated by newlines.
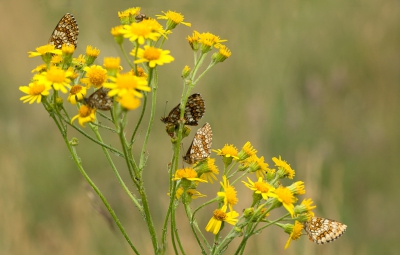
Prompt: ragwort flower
<box><xmin>217</xmin><ymin>175</ymin><xmax>238</xmax><ymax>211</ymax></box>
<box><xmin>284</xmin><ymin>221</ymin><xmax>304</xmax><ymax>249</ymax></box>
<box><xmin>205</xmin><ymin>205</ymin><xmax>239</xmax><ymax>235</ymax></box>
<box><xmin>19</xmin><ymin>80</ymin><xmax>52</xmax><ymax>104</ymax></box>
<box><xmin>103</xmin><ymin>73</ymin><xmax>150</xmax><ymax>98</ymax></box>
<box><xmin>272</xmin><ymin>186</ymin><xmax>297</xmax><ymax>217</ymax></box>
<box><xmin>38</xmin><ymin>66</ymin><xmax>73</xmax><ymax>93</ymax></box>
<box><xmin>67</xmin><ymin>85</ymin><xmax>87</xmax><ymax>104</ymax></box>
<box><xmin>172</xmin><ymin>168</ymin><xmax>207</xmax><ymax>183</ymax></box>
<box><xmin>156</xmin><ymin>10</ymin><xmax>191</xmax><ymax>30</ymax></box>
<box><xmin>133</xmin><ymin>46</ymin><xmax>174</xmax><ymax>68</ymax></box>
<box><xmin>28</xmin><ymin>44</ymin><xmax>62</xmax><ymax>58</ymax></box>
<box><xmin>120</xmin><ymin>22</ymin><xmax>161</xmax><ymax>44</ymax></box>
<box><xmin>242</xmin><ymin>177</ymin><xmax>276</xmax><ymax>200</ymax></box>
<box><xmin>71</xmin><ymin>105</ymin><xmax>96</xmax><ymax>127</ymax></box>
<box><xmin>81</xmin><ymin>65</ymin><xmax>108</xmax><ymax>89</ymax></box>
<box><xmin>273</xmin><ymin>155</ymin><xmax>295</xmax><ymax>179</ymax></box>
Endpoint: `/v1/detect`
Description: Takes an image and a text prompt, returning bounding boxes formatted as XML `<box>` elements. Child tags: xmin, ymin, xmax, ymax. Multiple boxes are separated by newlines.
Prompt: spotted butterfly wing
<box><xmin>183</xmin><ymin>122</ymin><xmax>212</xmax><ymax>164</ymax></box>
<box><xmin>84</xmin><ymin>87</ymin><xmax>113</xmax><ymax>111</ymax></box>
<box><xmin>48</xmin><ymin>13</ymin><xmax>79</xmax><ymax>49</ymax></box>
<box><xmin>161</xmin><ymin>93</ymin><xmax>205</xmax><ymax>126</ymax></box>
<box><xmin>304</xmin><ymin>217</ymin><xmax>347</xmax><ymax>244</ymax></box>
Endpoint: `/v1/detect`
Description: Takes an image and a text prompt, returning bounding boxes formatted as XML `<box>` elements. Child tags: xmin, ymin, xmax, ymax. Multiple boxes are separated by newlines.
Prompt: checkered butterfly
<box><xmin>48</xmin><ymin>13</ymin><xmax>79</xmax><ymax>49</ymax></box>
<box><xmin>84</xmin><ymin>87</ymin><xmax>113</xmax><ymax>111</ymax></box>
<box><xmin>304</xmin><ymin>217</ymin><xmax>347</xmax><ymax>244</ymax></box>
<box><xmin>183</xmin><ymin>122</ymin><xmax>212</xmax><ymax>164</ymax></box>
<box><xmin>161</xmin><ymin>93</ymin><xmax>205</xmax><ymax>126</ymax></box>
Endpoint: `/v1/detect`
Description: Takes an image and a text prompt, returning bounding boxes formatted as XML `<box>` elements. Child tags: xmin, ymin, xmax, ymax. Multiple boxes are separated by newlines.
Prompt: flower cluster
<box><xmin>172</xmin><ymin>140</ymin><xmax>318</xmax><ymax>249</ymax></box>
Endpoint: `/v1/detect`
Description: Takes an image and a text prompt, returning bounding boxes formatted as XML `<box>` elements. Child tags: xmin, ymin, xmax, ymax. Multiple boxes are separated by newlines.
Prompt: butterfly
<box><xmin>161</xmin><ymin>93</ymin><xmax>205</xmax><ymax>126</ymax></box>
<box><xmin>48</xmin><ymin>13</ymin><xmax>79</xmax><ymax>49</ymax></box>
<box><xmin>84</xmin><ymin>87</ymin><xmax>113</xmax><ymax>111</ymax></box>
<box><xmin>135</xmin><ymin>13</ymin><xmax>149</xmax><ymax>22</ymax></box>
<box><xmin>304</xmin><ymin>217</ymin><xmax>347</xmax><ymax>244</ymax></box>
<box><xmin>183</xmin><ymin>122</ymin><xmax>212</xmax><ymax>164</ymax></box>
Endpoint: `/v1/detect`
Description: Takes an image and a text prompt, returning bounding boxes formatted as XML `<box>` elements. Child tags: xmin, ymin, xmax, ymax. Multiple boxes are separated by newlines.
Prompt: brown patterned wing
<box><xmin>161</xmin><ymin>93</ymin><xmax>205</xmax><ymax>126</ymax></box>
<box><xmin>48</xmin><ymin>13</ymin><xmax>79</xmax><ymax>49</ymax></box>
<box><xmin>304</xmin><ymin>217</ymin><xmax>347</xmax><ymax>244</ymax></box>
<box><xmin>183</xmin><ymin>122</ymin><xmax>212</xmax><ymax>164</ymax></box>
<box><xmin>85</xmin><ymin>87</ymin><xmax>113</xmax><ymax>111</ymax></box>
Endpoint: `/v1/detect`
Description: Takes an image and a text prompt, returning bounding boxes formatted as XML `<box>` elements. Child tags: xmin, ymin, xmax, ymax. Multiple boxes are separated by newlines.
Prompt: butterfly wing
<box><xmin>161</xmin><ymin>93</ymin><xmax>205</xmax><ymax>126</ymax></box>
<box><xmin>304</xmin><ymin>217</ymin><xmax>347</xmax><ymax>244</ymax></box>
<box><xmin>85</xmin><ymin>87</ymin><xmax>113</xmax><ymax>111</ymax></box>
<box><xmin>48</xmin><ymin>13</ymin><xmax>79</xmax><ymax>49</ymax></box>
<box><xmin>183</xmin><ymin>122</ymin><xmax>212</xmax><ymax>164</ymax></box>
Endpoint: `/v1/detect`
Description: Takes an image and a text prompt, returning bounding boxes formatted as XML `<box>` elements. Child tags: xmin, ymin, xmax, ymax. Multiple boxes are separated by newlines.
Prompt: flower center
<box><xmin>79</xmin><ymin>105</ymin><xmax>92</xmax><ymax>117</ymax></box>
<box><xmin>47</xmin><ymin>68</ymin><xmax>66</xmax><ymax>83</ymax></box>
<box><xmin>143</xmin><ymin>47</ymin><xmax>161</xmax><ymax>60</ymax></box>
<box><xmin>70</xmin><ymin>85</ymin><xmax>83</xmax><ymax>95</ymax></box>
<box><xmin>89</xmin><ymin>71</ymin><xmax>107</xmax><ymax>87</ymax></box>
<box><xmin>255</xmin><ymin>182</ymin><xmax>270</xmax><ymax>193</ymax></box>
<box><xmin>213</xmin><ymin>209</ymin><xmax>227</xmax><ymax>221</ymax></box>
<box><xmin>31</xmin><ymin>83</ymin><xmax>46</xmax><ymax>95</ymax></box>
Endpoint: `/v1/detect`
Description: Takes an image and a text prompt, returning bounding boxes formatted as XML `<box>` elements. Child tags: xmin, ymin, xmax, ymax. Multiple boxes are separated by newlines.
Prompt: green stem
<box><xmin>90</xmin><ymin>124</ymin><xmax>143</xmax><ymax>212</ymax></box>
<box><xmin>193</xmin><ymin>62</ymin><xmax>216</xmax><ymax>85</ymax></box>
<box><xmin>183</xmin><ymin>198</ymin><xmax>207</xmax><ymax>255</ymax></box>
<box><xmin>119</xmin><ymin>44</ymin><xmax>135</xmax><ymax>70</ymax></box>
<box><xmin>47</xmin><ymin>105</ymin><xmax>138</xmax><ymax>254</ymax></box>
<box><xmin>130</xmin><ymin>93</ymin><xmax>147</xmax><ymax>144</ymax></box>
<box><xmin>139</xmin><ymin>68</ymin><xmax>156</xmax><ymax>169</ymax></box>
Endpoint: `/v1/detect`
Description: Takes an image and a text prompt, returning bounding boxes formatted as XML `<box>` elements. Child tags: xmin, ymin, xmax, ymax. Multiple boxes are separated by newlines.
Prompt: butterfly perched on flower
<box><xmin>183</xmin><ymin>122</ymin><xmax>212</xmax><ymax>164</ymax></box>
<box><xmin>304</xmin><ymin>217</ymin><xmax>347</xmax><ymax>244</ymax></box>
<box><xmin>84</xmin><ymin>87</ymin><xmax>113</xmax><ymax>111</ymax></box>
<box><xmin>161</xmin><ymin>93</ymin><xmax>205</xmax><ymax>126</ymax></box>
<box><xmin>48</xmin><ymin>13</ymin><xmax>79</xmax><ymax>49</ymax></box>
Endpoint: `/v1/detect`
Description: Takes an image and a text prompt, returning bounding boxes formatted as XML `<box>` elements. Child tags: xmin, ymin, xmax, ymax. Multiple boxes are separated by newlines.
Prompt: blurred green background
<box><xmin>1</xmin><ymin>0</ymin><xmax>399</xmax><ymax>254</ymax></box>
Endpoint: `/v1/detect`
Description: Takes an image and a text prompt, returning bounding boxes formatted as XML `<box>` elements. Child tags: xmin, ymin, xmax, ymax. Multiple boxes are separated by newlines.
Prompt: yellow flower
<box><xmin>212</xmin><ymin>45</ymin><xmax>232</xmax><ymax>63</ymax></box>
<box><xmin>294</xmin><ymin>198</ymin><xmax>316</xmax><ymax>217</ymax></box>
<box><xmin>31</xmin><ymin>64</ymin><xmax>47</xmax><ymax>73</ymax></box>
<box><xmin>67</xmin><ymin>85</ymin><xmax>87</xmax><ymax>104</ymax></box>
<box><xmin>175</xmin><ymin>187</ymin><xmax>206</xmax><ymax>200</ymax></box>
<box><xmin>213</xmin><ymin>144</ymin><xmax>239</xmax><ymax>159</ymax></box>
<box><xmin>187</xmin><ymin>31</ymin><xmax>200</xmax><ymax>51</ymax></box>
<box><xmin>19</xmin><ymin>80</ymin><xmax>52</xmax><ymax>104</ymax></box>
<box><xmin>51</xmin><ymin>54</ymin><xmax>63</xmax><ymax>64</ymax></box>
<box><xmin>103</xmin><ymin>57</ymin><xmax>120</xmax><ymax>70</ymax></box>
<box><xmin>73</xmin><ymin>54</ymin><xmax>86</xmax><ymax>69</ymax></box>
<box><xmin>81</xmin><ymin>65</ymin><xmax>108</xmax><ymax>89</ymax></box>
<box><xmin>172</xmin><ymin>168</ymin><xmax>207</xmax><ymax>182</ymax></box>
<box><xmin>272</xmin><ymin>156</ymin><xmax>295</xmax><ymax>179</ymax></box>
<box><xmin>205</xmin><ymin>205</ymin><xmax>239</xmax><ymax>235</ymax></box>
<box><xmin>133</xmin><ymin>46</ymin><xmax>174</xmax><ymax>68</ymax></box>
<box><xmin>284</xmin><ymin>221</ymin><xmax>304</xmax><ymax>249</ymax></box>
<box><xmin>62</xmin><ymin>44</ymin><xmax>75</xmax><ymax>54</ymax></box>
<box><xmin>237</xmin><ymin>141</ymin><xmax>257</xmax><ymax>161</ymax></box>
<box><xmin>196</xmin><ymin>158</ymin><xmax>219</xmax><ymax>184</ymax></box>
<box><xmin>85</xmin><ymin>45</ymin><xmax>100</xmax><ymax>65</ymax></box>
<box><xmin>288</xmin><ymin>181</ymin><xmax>305</xmax><ymax>195</ymax></box>
<box><xmin>242</xmin><ymin>177</ymin><xmax>276</xmax><ymax>200</ymax></box>
<box><xmin>140</xmin><ymin>18</ymin><xmax>166</xmax><ymax>35</ymax></box>
<box><xmin>272</xmin><ymin>186</ymin><xmax>297</xmax><ymax>217</ymax></box>
<box><xmin>103</xmin><ymin>73</ymin><xmax>150</xmax><ymax>98</ymax></box>
<box><xmin>156</xmin><ymin>10</ymin><xmax>191</xmax><ymax>30</ymax></box>
<box><xmin>217</xmin><ymin>176</ymin><xmax>238</xmax><ymax>211</ymax></box>
<box><xmin>111</xmin><ymin>25</ymin><xmax>124</xmax><ymax>44</ymax></box>
<box><xmin>120</xmin><ymin>22</ymin><xmax>161</xmax><ymax>44</ymax></box>
<box><xmin>86</xmin><ymin>45</ymin><xmax>100</xmax><ymax>57</ymax></box>
<box><xmin>71</xmin><ymin>105</ymin><xmax>96</xmax><ymax>127</ymax></box>
<box><xmin>182</xmin><ymin>65</ymin><xmax>191</xmax><ymax>78</ymax></box>
<box><xmin>198</xmin><ymin>32</ymin><xmax>227</xmax><ymax>53</ymax></box>
<box><xmin>28</xmin><ymin>44</ymin><xmax>62</xmax><ymax>58</ymax></box>
<box><xmin>130</xmin><ymin>66</ymin><xmax>148</xmax><ymax>78</ymax></box>
<box><xmin>117</xmin><ymin>91</ymin><xmax>141</xmax><ymax>110</ymax></box>
<box><xmin>38</xmin><ymin>66</ymin><xmax>73</xmax><ymax>93</ymax></box>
